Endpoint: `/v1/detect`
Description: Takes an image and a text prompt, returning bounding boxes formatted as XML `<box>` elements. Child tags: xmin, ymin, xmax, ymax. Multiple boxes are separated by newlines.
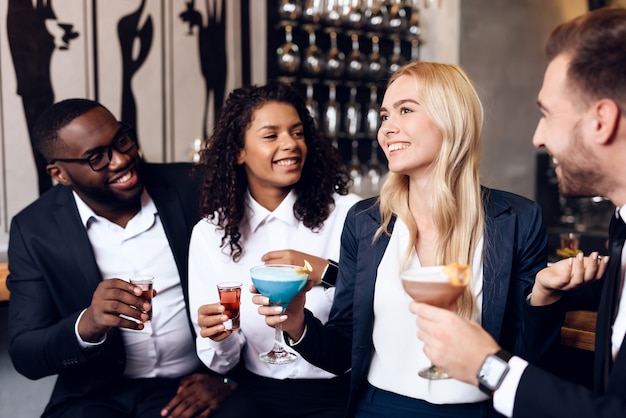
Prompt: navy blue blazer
<box><xmin>294</xmin><ymin>188</ymin><xmax>563</xmax><ymax>417</ymax></box>
<box><xmin>7</xmin><ymin>162</ymin><xmax>203</xmax><ymax>415</ymax></box>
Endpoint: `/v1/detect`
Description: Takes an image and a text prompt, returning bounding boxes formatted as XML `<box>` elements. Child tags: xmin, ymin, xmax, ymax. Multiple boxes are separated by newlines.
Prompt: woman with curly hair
<box><xmin>188</xmin><ymin>82</ymin><xmax>361</xmax><ymax>417</ymax></box>
<box><xmin>254</xmin><ymin>62</ymin><xmax>562</xmax><ymax>417</ymax></box>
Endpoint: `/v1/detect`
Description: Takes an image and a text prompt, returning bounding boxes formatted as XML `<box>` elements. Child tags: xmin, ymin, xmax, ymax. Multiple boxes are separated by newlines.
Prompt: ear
<box><xmin>47</xmin><ymin>164</ymin><xmax>71</xmax><ymax>187</ymax></box>
<box><xmin>590</xmin><ymin>99</ymin><xmax>620</xmax><ymax>144</ymax></box>
<box><xmin>236</xmin><ymin>148</ymin><xmax>245</xmax><ymax>165</ymax></box>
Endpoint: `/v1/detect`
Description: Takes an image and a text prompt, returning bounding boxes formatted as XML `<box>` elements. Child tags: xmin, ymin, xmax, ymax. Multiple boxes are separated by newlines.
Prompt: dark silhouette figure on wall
<box><xmin>7</xmin><ymin>0</ymin><xmax>78</xmax><ymax>195</ymax></box>
<box><xmin>118</xmin><ymin>0</ymin><xmax>152</xmax><ymax>147</ymax></box>
<box><xmin>180</xmin><ymin>0</ymin><xmax>227</xmax><ymax>140</ymax></box>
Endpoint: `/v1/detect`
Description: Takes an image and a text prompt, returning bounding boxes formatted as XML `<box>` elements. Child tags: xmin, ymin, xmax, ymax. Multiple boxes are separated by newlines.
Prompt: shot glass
<box><xmin>217</xmin><ymin>282</ymin><xmax>242</xmax><ymax>331</ymax></box>
<box><xmin>130</xmin><ymin>276</ymin><xmax>154</xmax><ymax>322</ymax></box>
<box><xmin>560</xmin><ymin>232</ymin><xmax>581</xmax><ymax>251</ymax></box>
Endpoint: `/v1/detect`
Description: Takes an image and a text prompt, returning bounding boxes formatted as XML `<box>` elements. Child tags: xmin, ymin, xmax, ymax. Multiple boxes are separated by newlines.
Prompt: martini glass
<box><xmin>400</xmin><ymin>265</ymin><xmax>469</xmax><ymax>379</ymax></box>
<box><xmin>250</xmin><ymin>264</ymin><xmax>309</xmax><ymax>364</ymax></box>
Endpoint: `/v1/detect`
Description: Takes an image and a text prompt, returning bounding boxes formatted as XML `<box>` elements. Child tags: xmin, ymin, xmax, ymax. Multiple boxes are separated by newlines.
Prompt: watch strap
<box><xmin>320</xmin><ymin>259</ymin><xmax>339</xmax><ymax>289</ymax></box>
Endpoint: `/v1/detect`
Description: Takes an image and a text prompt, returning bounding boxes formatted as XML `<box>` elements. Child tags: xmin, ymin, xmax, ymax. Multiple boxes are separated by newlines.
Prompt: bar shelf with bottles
<box><xmin>267</xmin><ymin>0</ymin><xmax>422</xmax><ymax>196</ymax></box>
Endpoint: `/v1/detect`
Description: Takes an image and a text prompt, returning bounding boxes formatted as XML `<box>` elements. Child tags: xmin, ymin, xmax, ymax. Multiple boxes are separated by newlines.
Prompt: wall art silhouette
<box><xmin>180</xmin><ymin>0</ymin><xmax>227</xmax><ymax>140</ymax></box>
<box><xmin>117</xmin><ymin>0</ymin><xmax>153</xmax><ymax>148</ymax></box>
<box><xmin>7</xmin><ymin>0</ymin><xmax>78</xmax><ymax>195</ymax></box>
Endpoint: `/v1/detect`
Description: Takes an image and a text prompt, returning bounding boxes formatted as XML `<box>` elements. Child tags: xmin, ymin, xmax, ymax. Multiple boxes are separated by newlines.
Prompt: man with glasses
<box><xmin>6</xmin><ymin>98</ymin><xmax>232</xmax><ymax>417</ymax></box>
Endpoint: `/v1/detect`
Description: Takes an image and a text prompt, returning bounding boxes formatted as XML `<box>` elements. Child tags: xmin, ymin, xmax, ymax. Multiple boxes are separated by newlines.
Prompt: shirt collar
<box><xmin>73</xmin><ymin>189</ymin><xmax>155</xmax><ymax>228</ymax></box>
<box><xmin>616</xmin><ymin>204</ymin><xmax>626</xmax><ymax>223</ymax></box>
<box><xmin>247</xmin><ymin>189</ymin><xmax>299</xmax><ymax>232</ymax></box>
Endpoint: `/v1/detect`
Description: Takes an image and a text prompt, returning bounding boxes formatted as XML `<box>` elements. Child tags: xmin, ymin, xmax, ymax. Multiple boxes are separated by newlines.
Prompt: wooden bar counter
<box><xmin>561</xmin><ymin>310</ymin><xmax>597</xmax><ymax>351</ymax></box>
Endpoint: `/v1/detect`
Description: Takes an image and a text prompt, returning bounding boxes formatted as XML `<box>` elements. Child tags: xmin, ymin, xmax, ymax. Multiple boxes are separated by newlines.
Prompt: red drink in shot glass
<box><xmin>130</xmin><ymin>276</ymin><xmax>154</xmax><ymax>322</ymax></box>
<box><xmin>217</xmin><ymin>282</ymin><xmax>242</xmax><ymax>331</ymax></box>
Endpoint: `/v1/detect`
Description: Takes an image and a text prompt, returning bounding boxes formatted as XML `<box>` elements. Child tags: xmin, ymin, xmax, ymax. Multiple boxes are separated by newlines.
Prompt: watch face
<box><xmin>479</xmin><ymin>355</ymin><xmax>509</xmax><ymax>389</ymax></box>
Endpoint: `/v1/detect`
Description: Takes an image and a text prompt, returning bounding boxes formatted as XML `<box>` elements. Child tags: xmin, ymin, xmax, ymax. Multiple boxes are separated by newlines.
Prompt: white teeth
<box><xmin>276</xmin><ymin>159</ymin><xmax>297</xmax><ymax>166</ymax></box>
<box><xmin>388</xmin><ymin>143</ymin><xmax>409</xmax><ymax>152</ymax></box>
<box><xmin>117</xmin><ymin>172</ymin><xmax>132</xmax><ymax>183</ymax></box>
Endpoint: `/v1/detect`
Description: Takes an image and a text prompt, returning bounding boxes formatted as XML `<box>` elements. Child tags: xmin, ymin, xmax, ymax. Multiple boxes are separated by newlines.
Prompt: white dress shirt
<box><xmin>73</xmin><ymin>190</ymin><xmax>201</xmax><ymax>378</ymax></box>
<box><xmin>368</xmin><ymin>217</ymin><xmax>489</xmax><ymax>404</ymax></box>
<box><xmin>188</xmin><ymin>190</ymin><xmax>360</xmax><ymax>380</ymax></box>
<box><xmin>494</xmin><ymin>205</ymin><xmax>626</xmax><ymax>417</ymax></box>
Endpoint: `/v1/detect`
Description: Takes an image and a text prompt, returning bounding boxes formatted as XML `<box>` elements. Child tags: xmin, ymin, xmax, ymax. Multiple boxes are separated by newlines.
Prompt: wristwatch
<box><xmin>477</xmin><ymin>349</ymin><xmax>513</xmax><ymax>396</ymax></box>
<box><xmin>320</xmin><ymin>259</ymin><xmax>339</xmax><ymax>289</ymax></box>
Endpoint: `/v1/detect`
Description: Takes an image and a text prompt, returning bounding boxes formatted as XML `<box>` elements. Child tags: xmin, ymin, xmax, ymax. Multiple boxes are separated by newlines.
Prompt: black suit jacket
<box><xmin>293</xmin><ymin>189</ymin><xmax>563</xmax><ymax>417</ymax></box>
<box><xmin>514</xmin><ymin>265</ymin><xmax>626</xmax><ymax>417</ymax></box>
<box><xmin>6</xmin><ymin>162</ymin><xmax>202</xmax><ymax>414</ymax></box>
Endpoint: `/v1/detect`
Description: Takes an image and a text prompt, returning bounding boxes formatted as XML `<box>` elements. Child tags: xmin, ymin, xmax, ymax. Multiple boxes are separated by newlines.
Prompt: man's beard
<box><xmin>557</xmin><ymin>121</ymin><xmax>604</xmax><ymax>199</ymax></box>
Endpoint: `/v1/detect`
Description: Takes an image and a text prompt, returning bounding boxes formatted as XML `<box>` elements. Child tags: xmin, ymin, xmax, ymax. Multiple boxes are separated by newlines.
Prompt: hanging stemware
<box><xmin>303</xmin><ymin>0</ymin><xmax>324</xmax><ymax>22</ymax></box>
<box><xmin>410</xmin><ymin>37</ymin><xmax>420</xmax><ymax>62</ymax></box>
<box><xmin>325</xmin><ymin>31</ymin><xmax>346</xmax><ymax>79</ymax></box>
<box><xmin>323</xmin><ymin>83</ymin><xmax>341</xmax><ymax>148</ymax></box>
<box><xmin>365</xmin><ymin>86</ymin><xmax>382</xmax><ymax>194</ymax></box>
<box><xmin>324</xmin><ymin>0</ymin><xmax>342</xmax><ymax>25</ymax></box>
<box><xmin>388</xmin><ymin>37</ymin><xmax>406</xmax><ymax>74</ymax></box>
<box><xmin>277</xmin><ymin>25</ymin><xmax>300</xmax><ymax>74</ymax></box>
<box><xmin>346</xmin><ymin>33</ymin><xmax>367</xmax><ymax>80</ymax></box>
<box><xmin>367</xmin><ymin>35</ymin><xmax>387</xmax><ymax>81</ymax></box>
<box><xmin>304</xmin><ymin>81</ymin><xmax>320</xmax><ymax>125</ymax></box>
<box><xmin>278</xmin><ymin>0</ymin><xmax>302</xmax><ymax>21</ymax></box>
<box><xmin>364</xmin><ymin>0</ymin><xmax>387</xmax><ymax>31</ymax></box>
<box><xmin>341</xmin><ymin>0</ymin><xmax>364</xmax><ymax>28</ymax></box>
<box><xmin>303</xmin><ymin>26</ymin><xmax>325</xmax><ymax>76</ymax></box>
<box><xmin>345</xmin><ymin>87</ymin><xmax>363</xmax><ymax>193</ymax></box>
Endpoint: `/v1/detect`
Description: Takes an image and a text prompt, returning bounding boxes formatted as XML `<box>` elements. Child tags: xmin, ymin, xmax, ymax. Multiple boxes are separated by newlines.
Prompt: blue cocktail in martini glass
<box><xmin>250</xmin><ymin>264</ymin><xmax>309</xmax><ymax>364</ymax></box>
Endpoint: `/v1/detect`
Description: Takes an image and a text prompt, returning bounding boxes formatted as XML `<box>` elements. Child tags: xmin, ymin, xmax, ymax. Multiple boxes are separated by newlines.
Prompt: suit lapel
<box><xmin>482</xmin><ymin>191</ymin><xmax>515</xmax><ymax>340</ymax></box>
<box><xmin>52</xmin><ymin>188</ymin><xmax>102</xmax><ymax>289</ymax></box>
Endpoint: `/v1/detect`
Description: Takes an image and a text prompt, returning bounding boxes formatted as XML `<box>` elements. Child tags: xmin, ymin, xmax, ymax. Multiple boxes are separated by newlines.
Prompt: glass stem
<box><xmin>272</xmin><ymin>322</ymin><xmax>287</xmax><ymax>354</ymax></box>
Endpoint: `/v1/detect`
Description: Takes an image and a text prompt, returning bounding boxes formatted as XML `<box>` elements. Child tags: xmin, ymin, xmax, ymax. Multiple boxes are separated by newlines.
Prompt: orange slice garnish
<box><xmin>294</xmin><ymin>259</ymin><xmax>313</xmax><ymax>275</ymax></box>
<box><xmin>442</xmin><ymin>262</ymin><xmax>470</xmax><ymax>286</ymax></box>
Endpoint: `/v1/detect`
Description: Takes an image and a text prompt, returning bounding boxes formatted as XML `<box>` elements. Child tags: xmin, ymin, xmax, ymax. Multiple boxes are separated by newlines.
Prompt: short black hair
<box><xmin>33</xmin><ymin>98</ymin><xmax>107</xmax><ymax>160</ymax></box>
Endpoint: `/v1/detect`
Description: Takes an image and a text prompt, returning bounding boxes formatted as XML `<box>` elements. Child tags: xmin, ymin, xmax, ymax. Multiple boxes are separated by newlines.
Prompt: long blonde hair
<box><xmin>376</xmin><ymin>62</ymin><xmax>485</xmax><ymax>319</ymax></box>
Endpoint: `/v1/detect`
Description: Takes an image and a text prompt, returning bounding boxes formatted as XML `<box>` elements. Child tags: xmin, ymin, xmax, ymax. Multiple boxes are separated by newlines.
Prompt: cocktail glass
<box><xmin>401</xmin><ymin>265</ymin><xmax>469</xmax><ymax>379</ymax></box>
<box><xmin>250</xmin><ymin>264</ymin><xmax>309</xmax><ymax>364</ymax></box>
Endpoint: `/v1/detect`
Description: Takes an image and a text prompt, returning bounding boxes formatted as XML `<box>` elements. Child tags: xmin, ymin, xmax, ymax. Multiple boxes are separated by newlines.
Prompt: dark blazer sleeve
<box><xmin>513</xmin><ymin>363</ymin><xmax>626</xmax><ymax>418</ymax></box>
<box><xmin>291</xmin><ymin>200</ymin><xmax>361</xmax><ymax>374</ymax></box>
<box><xmin>7</xmin><ymin>187</ymin><xmax>127</xmax><ymax>383</ymax></box>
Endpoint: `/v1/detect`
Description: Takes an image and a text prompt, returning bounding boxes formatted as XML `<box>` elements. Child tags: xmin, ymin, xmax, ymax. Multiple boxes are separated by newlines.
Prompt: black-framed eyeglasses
<box><xmin>48</xmin><ymin>123</ymin><xmax>137</xmax><ymax>171</ymax></box>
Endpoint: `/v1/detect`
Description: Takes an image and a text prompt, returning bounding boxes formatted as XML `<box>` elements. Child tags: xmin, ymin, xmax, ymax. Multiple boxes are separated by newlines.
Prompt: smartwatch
<box><xmin>320</xmin><ymin>259</ymin><xmax>339</xmax><ymax>289</ymax></box>
<box><xmin>477</xmin><ymin>349</ymin><xmax>513</xmax><ymax>396</ymax></box>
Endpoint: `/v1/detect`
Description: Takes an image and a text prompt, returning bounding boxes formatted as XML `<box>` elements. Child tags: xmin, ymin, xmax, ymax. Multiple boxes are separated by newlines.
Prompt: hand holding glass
<box><xmin>130</xmin><ymin>276</ymin><xmax>154</xmax><ymax>323</ymax></box>
<box><xmin>250</xmin><ymin>264</ymin><xmax>309</xmax><ymax>364</ymax></box>
<box><xmin>401</xmin><ymin>264</ymin><xmax>469</xmax><ymax>379</ymax></box>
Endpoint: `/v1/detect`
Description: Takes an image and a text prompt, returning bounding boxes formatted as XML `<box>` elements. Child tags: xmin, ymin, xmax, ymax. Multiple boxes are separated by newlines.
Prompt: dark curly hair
<box><xmin>197</xmin><ymin>81</ymin><xmax>351</xmax><ymax>262</ymax></box>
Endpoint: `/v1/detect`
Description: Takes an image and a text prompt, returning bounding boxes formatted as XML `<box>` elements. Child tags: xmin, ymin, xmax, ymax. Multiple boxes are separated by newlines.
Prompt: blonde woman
<box><xmin>255</xmin><ymin>62</ymin><xmax>562</xmax><ymax>417</ymax></box>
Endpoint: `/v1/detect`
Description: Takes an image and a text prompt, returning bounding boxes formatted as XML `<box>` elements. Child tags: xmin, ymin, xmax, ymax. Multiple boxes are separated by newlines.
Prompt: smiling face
<box><xmin>47</xmin><ymin>107</ymin><xmax>143</xmax><ymax>221</ymax></box>
<box><xmin>237</xmin><ymin>102</ymin><xmax>308</xmax><ymax>203</ymax></box>
<box><xmin>378</xmin><ymin>74</ymin><xmax>443</xmax><ymax>178</ymax></box>
<box><xmin>533</xmin><ymin>54</ymin><xmax>604</xmax><ymax>198</ymax></box>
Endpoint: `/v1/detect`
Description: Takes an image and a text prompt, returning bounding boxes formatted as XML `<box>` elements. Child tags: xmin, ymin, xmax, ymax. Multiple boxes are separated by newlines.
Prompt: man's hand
<box><xmin>531</xmin><ymin>251</ymin><xmax>607</xmax><ymax>306</ymax></box>
<box><xmin>197</xmin><ymin>303</ymin><xmax>233</xmax><ymax>342</ymax></box>
<box><xmin>161</xmin><ymin>373</ymin><xmax>234</xmax><ymax>417</ymax></box>
<box><xmin>78</xmin><ymin>278</ymin><xmax>152</xmax><ymax>341</ymax></box>
<box><xmin>410</xmin><ymin>302</ymin><xmax>500</xmax><ymax>386</ymax></box>
<box><xmin>261</xmin><ymin>250</ymin><xmax>327</xmax><ymax>285</ymax></box>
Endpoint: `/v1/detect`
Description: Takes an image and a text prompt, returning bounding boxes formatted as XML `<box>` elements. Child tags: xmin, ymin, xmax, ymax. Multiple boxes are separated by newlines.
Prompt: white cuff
<box><xmin>286</xmin><ymin>324</ymin><xmax>308</xmax><ymax>346</ymax></box>
<box><xmin>493</xmin><ymin>355</ymin><xmax>528</xmax><ymax>417</ymax></box>
<box><xmin>75</xmin><ymin>309</ymin><xmax>107</xmax><ymax>349</ymax></box>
